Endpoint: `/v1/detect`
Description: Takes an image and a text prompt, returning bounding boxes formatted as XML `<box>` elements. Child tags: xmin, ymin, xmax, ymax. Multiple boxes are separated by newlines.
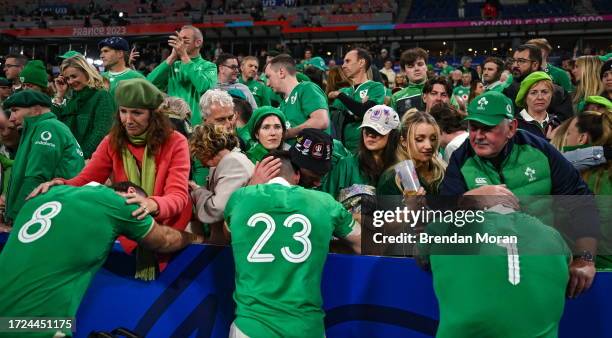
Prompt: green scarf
<box><xmin>246</xmin><ymin>143</ymin><xmax>270</xmax><ymax>164</ymax></box>
<box><xmin>122</xmin><ymin>132</ymin><xmax>158</xmax><ymax>281</ymax></box>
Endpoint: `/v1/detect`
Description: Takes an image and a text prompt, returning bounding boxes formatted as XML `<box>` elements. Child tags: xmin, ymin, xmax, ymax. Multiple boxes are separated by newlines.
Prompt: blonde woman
<box><xmin>379</xmin><ymin>110</ymin><xmax>446</xmax><ymax>195</ymax></box>
<box><xmin>189</xmin><ymin>124</ymin><xmax>254</xmax><ymax>244</ymax></box>
<box><xmin>514</xmin><ymin>71</ymin><xmax>555</xmax><ymax>139</ymax></box>
<box><xmin>53</xmin><ymin>55</ymin><xmax>116</xmax><ymax>158</ymax></box>
<box><xmin>572</xmin><ymin>56</ymin><xmax>604</xmax><ymax>112</ymax></box>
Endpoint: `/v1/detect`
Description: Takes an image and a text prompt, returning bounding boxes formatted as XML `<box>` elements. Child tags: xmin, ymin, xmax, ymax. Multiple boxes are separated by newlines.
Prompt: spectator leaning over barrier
<box><xmin>53</xmin><ymin>55</ymin><xmax>116</xmax><ymax>159</ymax></box>
<box><xmin>440</xmin><ymin>90</ymin><xmax>598</xmax><ymax>299</ymax></box>
<box><xmin>2</xmin><ymin>90</ymin><xmax>84</xmax><ymax>224</ymax></box>
<box><xmin>391</xmin><ymin>48</ymin><xmax>428</xmax><ymax>116</ymax></box>
<box><xmin>99</xmin><ymin>36</ymin><xmax>145</xmax><ymax>96</ymax></box>
<box><xmin>147</xmin><ymin>25</ymin><xmax>217</xmax><ymax>125</ymax></box>
<box><xmin>31</xmin><ymin>79</ymin><xmax>192</xmax><ymax>280</ymax></box>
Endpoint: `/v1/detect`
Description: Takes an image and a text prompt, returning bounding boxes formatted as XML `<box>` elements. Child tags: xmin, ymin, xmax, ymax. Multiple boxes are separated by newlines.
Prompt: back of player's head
<box><xmin>111</xmin><ymin>181</ymin><xmax>148</xmax><ymax>197</ymax></box>
<box><xmin>267</xmin><ymin>54</ymin><xmax>296</xmax><ymax>75</ymax></box>
<box><xmin>266</xmin><ymin>150</ymin><xmax>299</xmax><ymax>182</ymax></box>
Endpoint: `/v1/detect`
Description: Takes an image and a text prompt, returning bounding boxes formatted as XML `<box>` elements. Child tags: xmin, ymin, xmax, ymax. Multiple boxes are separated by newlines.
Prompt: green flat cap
<box><xmin>585</xmin><ymin>96</ymin><xmax>612</xmax><ymax>110</ymax></box>
<box><xmin>466</xmin><ymin>91</ymin><xmax>514</xmax><ymax>126</ymax></box>
<box><xmin>247</xmin><ymin>105</ymin><xmax>287</xmax><ymax>138</ymax></box>
<box><xmin>515</xmin><ymin>71</ymin><xmax>552</xmax><ymax>108</ymax></box>
<box><xmin>115</xmin><ymin>78</ymin><xmax>164</xmax><ymax>109</ymax></box>
<box><xmin>20</xmin><ymin>60</ymin><xmax>48</xmax><ymax>89</ymax></box>
<box><xmin>227</xmin><ymin>88</ymin><xmax>246</xmax><ymax>100</ymax></box>
<box><xmin>2</xmin><ymin>89</ymin><xmax>52</xmax><ymax>109</ymax></box>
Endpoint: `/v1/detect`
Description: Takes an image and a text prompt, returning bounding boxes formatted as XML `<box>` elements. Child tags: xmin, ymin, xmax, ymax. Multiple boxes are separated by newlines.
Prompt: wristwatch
<box><xmin>573</xmin><ymin>250</ymin><xmax>594</xmax><ymax>263</ymax></box>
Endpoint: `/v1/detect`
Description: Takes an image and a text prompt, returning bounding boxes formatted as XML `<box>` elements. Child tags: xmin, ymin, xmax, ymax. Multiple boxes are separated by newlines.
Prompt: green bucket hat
<box><xmin>247</xmin><ymin>105</ymin><xmax>287</xmax><ymax>139</ymax></box>
<box><xmin>466</xmin><ymin>91</ymin><xmax>514</xmax><ymax>126</ymax></box>
<box><xmin>115</xmin><ymin>78</ymin><xmax>164</xmax><ymax>109</ymax></box>
<box><xmin>305</xmin><ymin>56</ymin><xmax>328</xmax><ymax>71</ymax></box>
<box><xmin>20</xmin><ymin>60</ymin><xmax>48</xmax><ymax>89</ymax></box>
<box><xmin>2</xmin><ymin>89</ymin><xmax>52</xmax><ymax>109</ymax></box>
<box><xmin>515</xmin><ymin>71</ymin><xmax>552</xmax><ymax>108</ymax></box>
<box><xmin>585</xmin><ymin>96</ymin><xmax>612</xmax><ymax>111</ymax></box>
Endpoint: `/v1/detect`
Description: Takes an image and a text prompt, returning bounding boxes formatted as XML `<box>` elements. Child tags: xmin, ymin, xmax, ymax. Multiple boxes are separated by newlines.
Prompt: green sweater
<box><xmin>6</xmin><ymin>112</ymin><xmax>84</xmax><ymax>221</ymax></box>
<box><xmin>147</xmin><ymin>56</ymin><xmax>217</xmax><ymax>125</ymax></box>
<box><xmin>54</xmin><ymin>87</ymin><xmax>116</xmax><ymax>159</ymax></box>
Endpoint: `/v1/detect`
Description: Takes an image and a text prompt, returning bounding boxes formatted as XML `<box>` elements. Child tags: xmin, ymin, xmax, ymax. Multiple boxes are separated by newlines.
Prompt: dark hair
<box><xmin>109</xmin><ymin>108</ymin><xmax>174</xmax><ymax>155</ymax></box>
<box><xmin>351</xmin><ymin>48</ymin><xmax>372</xmax><ymax>70</ymax></box>
<box><xmin>303</xmin><ymin>66</ymin><xmax>325</xmax><ymax>91</ymax></box>
<box><xmin>325</xmin><ymin>66</ymin><xmax>351</xmax><ymax>95</ymax></box>
<box><xmin>400</xmin><ymin>48</ymin><xmax>428</xmax><ymax>70</ymax></box>
<box><xmin>483</xmin><ymin>57</ymin><xmax>504</xmax><ymax>75</ymax></box>
<box><xmin>576</xmin><ymin>111</ymin><xmax>611</xmax><ymax>146</ymax></box>
<box><xmin>110</xmin><ymin>181</ymin><xmax>148</xmax><ymax>196</ymax></box>
<box><xmin>358</xmin><ymin>129</ymin><xmax>399</xmax><ymax>183</ymax></box>
<box><xmin>267</xmin><ymin>54</ymin><xmax>296</xmax><ymax>75</ymax></box>
<box><xmin>233</xmin><ymin>97</ymin><xmax>252</xmax><ymax>124</ymax></box>
<box><xmin>5</xmin><ymin>54</ymin><xmax>28</xmax><ymax>66</ymax></box>
<box><xmin>429</xmin><ymin>103</ymin><xmax>467</xmax><ymax>134</ymax></box>
<box><xmin>423</xmin><ymin>76</ymin><xmax>451</xmax><ymax>96</ymax></box>
<box><xmin>467</xmin><ymin>79</ymin><xmax>483</xmax><ymax>104</ymax></box>
<box><xmin>516</xmin><ymin>44</ymin><xmax>542</xmax><ymax>69</ymax></box>
<box><xmin>252</xmin><ymin>113</ymin><xmax>287</xmax><ymax>145</ymax></box>
<box><xmin>380</xmin><ymin>72</ymin><xmax>389</xmax><ymax>86</ymax></box>
<box><xmin>216</xmin><ymin>53</ymin><xmax>237</xmax><ymax>70</ymax></box>
<box><xmin>265</xmin><ymin>150</ymin><xmax>299</xmax><ymax>177</ymax></box>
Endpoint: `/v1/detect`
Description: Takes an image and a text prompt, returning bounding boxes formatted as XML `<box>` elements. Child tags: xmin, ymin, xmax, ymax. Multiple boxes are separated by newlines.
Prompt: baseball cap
<box><xmin>601</xmin><ymin>59</ymin><xmax>612</xmax><ymax>80</ymax></box>
<box><xmin>359</xmin><ymin>105</ymin><xmax>400</xmax><ymax>135</ymax></box>
<box><xmin>98</xmin><ymin>37</ymin><xmax>130</xmax><ymax>51</ymax></box>
<box><xmin>466</xmin><ymin>91</ymin><xmax>514</xmax><ymax>126</ymax></box>
<box><xmin>289</xmin><ymin>128</ymin><xmax>333</xmax><ymax>176</ymax></box>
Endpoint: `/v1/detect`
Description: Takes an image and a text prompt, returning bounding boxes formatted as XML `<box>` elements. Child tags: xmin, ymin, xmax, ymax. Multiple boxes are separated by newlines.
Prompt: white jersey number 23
<box><xmin>246</xmin><ymin>213</ymin><xmax>312</xmax><ymax>264</ymax></box>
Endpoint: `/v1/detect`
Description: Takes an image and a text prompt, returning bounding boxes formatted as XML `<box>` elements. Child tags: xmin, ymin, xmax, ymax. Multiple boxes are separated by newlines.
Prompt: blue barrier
<box><xmin>72</xmin><ymin>244</ymin><xmax>612</xmax><ymax>338</ymax></box>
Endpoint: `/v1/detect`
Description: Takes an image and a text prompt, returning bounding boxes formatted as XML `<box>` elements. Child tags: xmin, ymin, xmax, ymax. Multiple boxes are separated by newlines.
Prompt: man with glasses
<box><xmin>440</xmin><ymin>91</ymin><xmax>598</xmax><ymax>300</ymax></box>
<box><xmin>3</xmin><ymin>54</ymin><xmax>27</xmax><ymax>92</ymax></box>
<box><xmin>215</xmin><ymin>53</ymin><xmax>258</xmax><ymax>110</ymax></box>
<box><xmin>503</xmin><ymin>44</ymin><xmax>573</xmax><ymax>120</ymax></box>
<box><xmin>148</xmin><ymin>25</ymin><xmax>217</xmax><ymax>125</ymax></box>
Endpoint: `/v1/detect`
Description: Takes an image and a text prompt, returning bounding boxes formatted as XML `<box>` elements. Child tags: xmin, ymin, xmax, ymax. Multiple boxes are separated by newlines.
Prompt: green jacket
<box><xmin>6</xmin><ymin>112</ymin><xmax>84</xmax><ymax>221</ymax></box>
<box><xmin>54</xmin><ymin>87</ymin><xmax>115</xmax><ymax>159</ymax></box>
<box><xmin>390</xmin><ymin>82</ymin><xmax>425</xmax><ymax>115</ymax></box>
<box><xmin>147</xmin><ymin>56</ymin><xmax>217</xmax><ymax>125</ymax></box>
<box><xmin>545</xmin><ymin>63</ymin><xmax>573</xmax><ymax>93</ymax></box>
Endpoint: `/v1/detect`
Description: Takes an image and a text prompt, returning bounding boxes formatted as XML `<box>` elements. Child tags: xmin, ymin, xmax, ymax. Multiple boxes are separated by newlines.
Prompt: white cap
<box><xmin>359</xmin><ymin>105</ymin><xmax>400</xmax><ymax>135</ymax></box>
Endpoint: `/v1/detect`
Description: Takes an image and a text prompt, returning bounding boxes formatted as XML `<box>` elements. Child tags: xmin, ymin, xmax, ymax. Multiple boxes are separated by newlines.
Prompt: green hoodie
<box><xmin>245</xmin><ymin>106</ymin><xmax>287</xmax><ymax>164</ymax></box>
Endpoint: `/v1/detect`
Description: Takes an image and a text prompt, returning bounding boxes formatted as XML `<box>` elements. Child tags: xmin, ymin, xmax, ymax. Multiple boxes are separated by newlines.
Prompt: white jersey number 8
<box><xmin>247</xmin><ymin>213</ymin><xmax>312</xmax><ymax>263</ymax></box>
<box><xmin>18</xmin><ymin>201</ymin><xmax>62</xmax><ymax>243</ymax></box>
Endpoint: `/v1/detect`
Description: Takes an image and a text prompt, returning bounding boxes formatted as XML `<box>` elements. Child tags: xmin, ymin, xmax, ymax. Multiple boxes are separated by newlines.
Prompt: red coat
<box><xmin>63</xmin><ymin>131</ymin><xmax>192</xmax><ymax>271</ymax></box>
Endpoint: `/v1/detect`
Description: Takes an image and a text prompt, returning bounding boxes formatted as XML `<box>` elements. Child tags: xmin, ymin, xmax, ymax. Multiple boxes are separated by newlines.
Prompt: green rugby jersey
<box><xmin>280</xmin><ymin>81</ymin><xmax>330</xmax><ymax>142</ymax></box>
<box><xmin>224</xmin><ymin>178</ymin><xmax>356</xmax><ymax>338</ymax></box>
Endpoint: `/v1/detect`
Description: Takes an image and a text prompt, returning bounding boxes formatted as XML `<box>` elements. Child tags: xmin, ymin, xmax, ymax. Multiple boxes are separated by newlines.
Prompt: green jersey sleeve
<box><xmin>300</xmin><ymin>82</ymin><xmax>328</xmax><ymax>117</ymax></box>
<box><xmin>105</xmin><ymin>191</ymin><xmax>155</xmax><ymax>241</ymax></box>
<box><xmin>327</xmin><ymin>195</ymin><xmax>357</xmax><ymax>238</ymax></box>
<box><xmin>360</xmin><ymin>81</ymin><xmax>385</xmax><ymax>105</ymax></box>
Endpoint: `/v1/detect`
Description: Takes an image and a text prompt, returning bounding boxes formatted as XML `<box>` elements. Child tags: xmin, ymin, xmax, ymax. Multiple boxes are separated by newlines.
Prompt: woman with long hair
<box><xmin>323</xmin><ymin>105</ymin><xmax>400</xmax><ymax>199</ymax></box>
<box><xmin>572</xmin><ymin>56</ymin><xmax>604</xmax><ymax>112</ymax></box>
<box><xmin>53</xmin><ymin>55</ymin><xmax>116</xmax><ymax>159</ymax></box>
<box><xmin>35</xmin><ymin>79</ymin><xmax>191</xmax><ymax>280</ymax></box>
<box><xmin>378</xmin><ymin>110</ymin><xmax>446</xmax><ymax>195</ymax></box>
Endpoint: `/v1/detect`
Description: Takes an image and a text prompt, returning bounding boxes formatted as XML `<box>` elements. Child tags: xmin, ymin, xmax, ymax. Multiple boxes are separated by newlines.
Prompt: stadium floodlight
<box><xmin>443</xmin><ymin>41</ymin><xmax>446</xmax><ymax>45</ymax></box>
<box><xmin>119</xmin><ymin>12</ymin><xmax>124</xmax><ymax>18</ymax></box>
<box><xmin>468</xmin><ymin>48</ymin><xmax>473</xmax><ymax>52</ymax></box>
<box><xmin>493</xmin><ymin>47</ymin><xmax>498</xmax><ymax>51</ymax></box>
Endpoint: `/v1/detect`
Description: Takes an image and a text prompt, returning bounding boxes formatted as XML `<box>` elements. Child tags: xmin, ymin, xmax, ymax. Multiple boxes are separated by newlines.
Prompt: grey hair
<box><xmin>461</xmin><ymin>56</ymin><xmax>472</xmax><ymax>64</ymax></box>
<box><xmin>199</xmin><ymin>89</ymin><xmax>235</xmax><ymax>120</ymax></box>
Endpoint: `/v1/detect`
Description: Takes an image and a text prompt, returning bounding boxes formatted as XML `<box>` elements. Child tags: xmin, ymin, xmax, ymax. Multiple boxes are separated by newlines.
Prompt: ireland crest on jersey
<box><xmin>359</xmin><ymin>89</ymin><xmax>368</xmax><ymax>99</ymax></box>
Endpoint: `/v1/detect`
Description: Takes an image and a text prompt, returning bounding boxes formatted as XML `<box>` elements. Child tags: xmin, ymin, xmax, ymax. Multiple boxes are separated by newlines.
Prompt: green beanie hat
<box><xmin>585</xmin><ymin>95</ymin><xmax>612</xmax><ymax>111</ymax></box>
<box><xmin>2</xmin><ymin>89</ymin><xmax>52</xmax><ymax>109</ymax></box>
<box><xmin>115</xmin><ymin>78</ymin><xmax>164</xmax><ymax>109</ymax></box>
<box><xmin>515</xmin><ymin>71</ymin><xmax>552</xmax><ymax>108</ymax></box>
<box><xmin>20</xmin><ymin>60</ymin><xmax>48</xmax><ymax>89</ymax></box>
<box><xmin>247</xmin><ymin>106</ymin><xmax>287</xmax><ymax>139</ymax></box>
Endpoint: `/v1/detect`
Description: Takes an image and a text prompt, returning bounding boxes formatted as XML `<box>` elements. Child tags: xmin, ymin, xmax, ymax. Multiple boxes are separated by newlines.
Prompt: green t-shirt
<box><xmin>337</xmin><ymin>81</ymin><xmax>386</xmax><ymax>154</ymax></box>
<box><xmin>452</xmin><ymin>85</ymin><xmax>471</xmax><ymax>102</ymax></box>
<box><xmin>239</xmin><ymin>77</ymin><xmax>272</xmax><ymax>107</ymax></box>
<box><xmin>0</xmin><ymin>184</ymin><xmax>154</xmax><ymax>338</ymax></box>
<box><xmin>224</xmin><ymin>179</ymin><xmax>357</xmax><ymax>338</ymax></box>
<box><xmin>280</xmin><ymin>81</ymin><xmax>330</xmax><ymax>142</ymax></box>
<box><xmin>421</xmin><ymin>210</ymin><xmax>570</xmax><ymax>338</ymax></box>
<box><xmin>102</xmin><ymin>68</ymin><xmax>146</xmax><ymax>96</ymax></box>
<box><xmin>440</xmin><ymin>65</ymin><xmax>455</xmax><ymax>77</ymax></box>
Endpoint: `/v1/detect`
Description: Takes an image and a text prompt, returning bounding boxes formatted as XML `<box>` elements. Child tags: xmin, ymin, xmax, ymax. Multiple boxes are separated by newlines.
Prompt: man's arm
<box><xmin>286</xmin><ymin>109</ymin><xmax>329</xmax><ymax>139</ymax></box>
<box><xmin>140</xmin><ymin>220</ymin><xmax>203</xmax><ymax>253</ymax></box>
<box><xmin>180</xmin><ymin>60</ymin><xmax>217</xmax><ymax>95</ymax></box>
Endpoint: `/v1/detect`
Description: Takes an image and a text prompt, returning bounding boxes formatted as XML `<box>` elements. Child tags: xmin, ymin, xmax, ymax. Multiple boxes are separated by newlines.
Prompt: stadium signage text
<box><xmin>72</xmin><ymin>26</ymin><xmax>127</xmax><ymax>37</ymax></box>
<box><xmin>469</xmin><ymin>15</ymin><xmax>605</xmax><ymax>27</ymax></box>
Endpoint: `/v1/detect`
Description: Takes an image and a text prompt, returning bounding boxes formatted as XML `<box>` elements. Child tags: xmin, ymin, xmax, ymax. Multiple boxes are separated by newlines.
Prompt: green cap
<box><xmin>466</xmin><ymin>91</ymin><xmax>514</xmax><ymax>126</ymax></box>
<box><xmin>305</xmin><ymin>56</ymin><xmax>328</xmax><ymax>71</ymax></box>
<box><xmin>20</xmin><ymin>60</ymin><xmax>48</xmax><ymax>89</ymax></box>
<box><xmin>227</xmin><ymin>88</ymin><xmax>246</xmax><ymax>100</ymax></box>
<box><xmin>246</xmin><ymin>106</ymin><xmax>287</xmax><ymax>139</ymax></box>
<box><xmin>585</xmin><ymin>95</ymin><xmax>612</xmax><ymax>110</ymax></box>
<box><xmin>296</xmin><ymin>72</ymin><xmax>310</xmax><ymax>83</ymax></box>
<box><xmin>0</xmin><ymin>77</ymin><xmax>10</xmax><ymax>86</ymax></box>
<box><xmin>115</xmin><ymin>78</ymin><xmax>164</xmax><ymax>109</ymax></box>
<box><xmin>2</xmin><ymin>89</ymin><xmax>52</xmax><ymax>109</ymax></box>
<box><xmin>515</xmin><ymin>71</ymin><xmax>552</xmax><ymax>108</ymax></box>
<box><xmin>59</xmin><ymin>50</ymin><xmax>83</xmax><ymax>59</ymax></box>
